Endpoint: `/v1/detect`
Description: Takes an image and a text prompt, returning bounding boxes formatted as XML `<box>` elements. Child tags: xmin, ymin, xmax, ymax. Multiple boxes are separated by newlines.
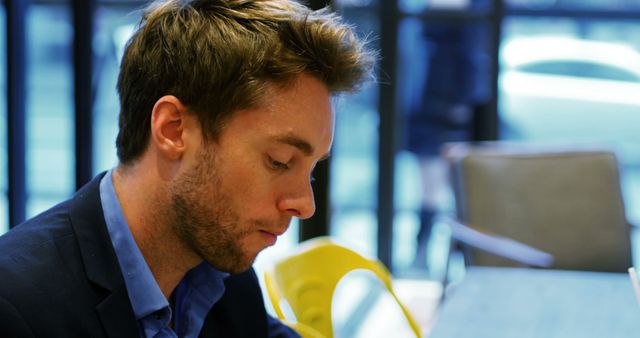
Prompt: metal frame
<box><xmin>376</xmin><ymin>0</ymin><xmax>401</xmax><ymax>268</ymax></box>
<box><xmin>4</xmin><ymin>0</ymin><xmax>96</xmax><ymax>226</ymax></box>
<box><xmin>73</xmin><ymin>0</ymin><xmax>96</xmax><ymax>189</ymax></box>
<box><xmin>6</xmin><ymin>0</ymin><xmax>28</xmax><ymax>227</ymax></box>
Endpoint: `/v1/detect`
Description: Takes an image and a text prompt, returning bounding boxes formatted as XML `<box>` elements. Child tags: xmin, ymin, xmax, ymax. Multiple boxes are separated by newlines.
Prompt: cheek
<box><xmin>220</xmin><ymin>164</ymin><xmax>274</xmax><ymax>207</ymax></box>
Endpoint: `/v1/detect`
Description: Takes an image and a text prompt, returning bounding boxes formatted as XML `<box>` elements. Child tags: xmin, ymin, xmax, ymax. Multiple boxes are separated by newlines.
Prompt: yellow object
<box><xmin>264</xmin><ymin>237</ymin><xmax>422</xmax><ymax>338</ymax></box>
<box><xmin>282</xmin><ymin>320</ymin><xmax>325</xmax><ymax>338</ymax></box>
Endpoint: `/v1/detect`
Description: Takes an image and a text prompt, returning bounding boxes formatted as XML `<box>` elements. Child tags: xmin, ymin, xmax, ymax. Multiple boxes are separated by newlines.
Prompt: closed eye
<box><xmin>269</xmin><ymin>158</ymin><xmax>290</xmax><ymax>171</ymax></box>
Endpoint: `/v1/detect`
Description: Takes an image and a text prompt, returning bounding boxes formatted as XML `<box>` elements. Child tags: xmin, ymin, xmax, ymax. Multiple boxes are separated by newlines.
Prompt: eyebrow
<box><xmin>274</xmin><ymin>135</ymin><xmax>331</xmax><ymax>160</ymax></box>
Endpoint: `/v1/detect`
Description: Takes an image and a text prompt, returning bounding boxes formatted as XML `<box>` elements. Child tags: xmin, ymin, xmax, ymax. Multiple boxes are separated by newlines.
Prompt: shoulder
<box><xmin>0</xmin><ymin>198</ymin><xmax>77</xmax><ymax>276</ymax></box>
<box><xmin>0</xmin><ymin>197</ymin><xmax>78</xmax><ymax>276</ymax></box>
<box><xmin>0</xmin><ymin>295</ymin><xmax>35</xmax><ymax>338</ymax></box>
<box><xmin>0</xmin><ymin>199</ymin><xmax>74</xmax><ymax>250</ymax></box>
<box><xmin>0</xmin><ymin>173</ymin><xmax>106</xmax><ymax>276</ymax></box>
<box><xmin>0</xmin><ymin>200</ymin><xmax>90</xmax><ymax>329</ymax></box>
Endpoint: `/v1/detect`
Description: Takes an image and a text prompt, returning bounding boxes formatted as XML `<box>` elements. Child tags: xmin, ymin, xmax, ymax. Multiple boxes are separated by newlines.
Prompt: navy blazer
<box><xmin>0</xmin><ymin>174</ymin><xmax>285</xmax><ymax>338</ymax></box>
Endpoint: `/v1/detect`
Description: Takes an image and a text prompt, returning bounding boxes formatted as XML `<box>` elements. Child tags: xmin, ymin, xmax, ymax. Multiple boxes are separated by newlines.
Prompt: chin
<box><xmin>226</xmin><ymin>257</ymin><xmax>257</xmax><ymax>274</ymax></box>
<box><xmin>211</xmin><ymin>239</ymin><xmax>269</xmax><ymax>274</ymax></box>
<box><xmin>211</xmin><ymin>250</ymin><xmax>259</xmax><ymax>274</ymax></box>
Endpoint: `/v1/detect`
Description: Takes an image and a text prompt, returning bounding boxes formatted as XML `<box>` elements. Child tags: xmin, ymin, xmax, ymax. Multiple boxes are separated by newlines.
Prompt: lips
<box><xmin>255</xmin><ymin>219</ymin><xmax>290</xmax><ymax>246</ymax></box>
<box><xmin>265</xmin><ymin>228</ymin><xmax>286</xmax><ymax>237</ymax></box>
<box><xmin>259</xmin><ymin>222</ymin><xmax>289</xmax><ymax>246</ymax></box>
<box><xmin>260</xmin><ymin>220</ymin><xmax>290</xmax><ymax>237</ymax></box>
<box><xmin>259</xmin><ymin>230</ymin><xmax>278</xmax><ymax>246</ymax></box>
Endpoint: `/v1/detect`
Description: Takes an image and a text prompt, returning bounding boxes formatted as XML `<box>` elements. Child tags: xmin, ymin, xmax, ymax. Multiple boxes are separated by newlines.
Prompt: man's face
<box><xmin>169</xmin><ymin>73</ymin><xmax>334</xmax><ymax>273</ymax></box>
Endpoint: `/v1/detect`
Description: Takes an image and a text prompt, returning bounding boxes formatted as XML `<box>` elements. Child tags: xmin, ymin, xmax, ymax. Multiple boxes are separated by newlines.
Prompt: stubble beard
<box><xmin>168</xmin><ymin>148</ymin><xmax>254</xmax><ymax>274</ymax></box>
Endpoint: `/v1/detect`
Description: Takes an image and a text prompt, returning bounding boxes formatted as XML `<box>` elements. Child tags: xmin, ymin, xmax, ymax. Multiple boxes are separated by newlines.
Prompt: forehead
<box><xmin>217</xmin><ymin>74</ymin><xmax>334</xmax><ymax>155</ymax></box>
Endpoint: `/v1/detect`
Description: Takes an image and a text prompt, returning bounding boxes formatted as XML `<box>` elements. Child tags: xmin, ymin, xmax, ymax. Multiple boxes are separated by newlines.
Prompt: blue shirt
<box><xmin>100</xmin><ymin>170</ymin><xmax>227</xmax><ymax>338</ymax></box>
<box><xmin>99</xmin><ymin>169</ymin><xmax>300</xmax><ymax>338</ymax></box>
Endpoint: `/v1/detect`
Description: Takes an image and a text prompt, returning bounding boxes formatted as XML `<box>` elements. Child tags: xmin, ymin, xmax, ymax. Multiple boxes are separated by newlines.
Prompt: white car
<box><xmin>499</xmin><ymin>36</ymin><xmax>640</xmax><ymax>160</ymax></box>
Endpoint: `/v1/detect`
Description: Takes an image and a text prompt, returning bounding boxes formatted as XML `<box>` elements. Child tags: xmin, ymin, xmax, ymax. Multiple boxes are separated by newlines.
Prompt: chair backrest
<box><xmin>264</xmin><ymin>237</ymin><xmax>421</xmax><ymax>338</ymax></box>
<box><xmin>445</xmin><ymin>142</ymin><xmax>632</xmax><ymax>272</ymax></box>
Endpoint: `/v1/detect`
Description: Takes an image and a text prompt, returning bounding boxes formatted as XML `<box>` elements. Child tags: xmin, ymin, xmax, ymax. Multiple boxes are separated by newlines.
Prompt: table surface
<box><xmin>428</xmin><ymin>267</ymin><xmax>639</xmax><ymax>338</ymax></box>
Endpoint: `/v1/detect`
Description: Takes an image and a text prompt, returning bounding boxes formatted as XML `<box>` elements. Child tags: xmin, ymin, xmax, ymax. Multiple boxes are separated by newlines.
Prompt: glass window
<box><xmin>334</xmin><ymin>0</ymin><xmax>379</xmax><ymax>7</ymax></box>
<box><xmin>93</xmin><ymin>4</ymin><xmax>141</xmax><ymax>174</ymax></box>
<box><xmin>330</xmin><ymin>7</ymin><xmax>380</xmax><ymax>257</ymax></box>
<box><xmin>26</xmin><ymin>3</ymin><xmax>74</xmax><ymax>218</ymax></box>
<box><xmin>395</xmin><ymin>19</ymin><xmax>492</xmax><ymax>275</ymax></box>
<box><xmin>400</xmin><ymin>0</ymin><xmax>492</xmax><ymax>14</ymax></box>
<box><xmin>0</xmin><ymin>6</ymin><xmax>7</xmax><ymax>233</ymax></box>
<box><xmin>506</xmin><ymin>0</ymin><xmax>640</xmax><ymax>11</ymax></box>
<box><xmin>499</xmin><ymin>17</ymin><xmax>640</xmax><ymax>227</ymax></box>
<box><xmin>515</xmin><ymin>60</ymin><xmax>640</xmax><ymax>82</ymax></box>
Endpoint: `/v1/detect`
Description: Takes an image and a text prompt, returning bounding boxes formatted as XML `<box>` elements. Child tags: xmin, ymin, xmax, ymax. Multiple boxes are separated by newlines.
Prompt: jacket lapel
<box><xmin>69</xmin><ymin>173</ymin><xmax>139</xmax><ymax>338</ymax></box>
<box><xmin>200</xmin><ymin>268</ymin><xmax>268</xmax><ymax>337</ymax></box>
<box><xmin>95</xmin><ymin>284</ymin><xmax>140</xmax><ymax>338</ymax></box>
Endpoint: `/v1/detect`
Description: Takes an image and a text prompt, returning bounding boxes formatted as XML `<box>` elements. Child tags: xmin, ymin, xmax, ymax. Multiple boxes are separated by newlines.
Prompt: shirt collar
<box><xmin>99</xmin><ymin>168</ymin><xmax>230</xmax><ymax>338</ymax></box>
<box><xmin>100</xmin><ymin>168</ymin><xmax>168</xmax><ymax>319</ymax></box>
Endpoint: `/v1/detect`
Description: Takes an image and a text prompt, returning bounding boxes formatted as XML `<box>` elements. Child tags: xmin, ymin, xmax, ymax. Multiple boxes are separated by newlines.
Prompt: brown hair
<box><xmin>116</xmin><ymin>0</ymin><xmax>376</xmax><ymax>164</ymax></box>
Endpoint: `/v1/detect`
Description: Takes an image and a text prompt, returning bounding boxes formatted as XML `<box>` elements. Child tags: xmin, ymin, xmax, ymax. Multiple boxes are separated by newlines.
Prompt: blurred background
<box><xmin>3</xmin><ymin>0</ymin><xmax>640</xmax><ymax>272</ymax></box>
<box><xmin>2</xmin><ymin>0</ymin><xmax>640</xmax><ymax>320</ymax></box>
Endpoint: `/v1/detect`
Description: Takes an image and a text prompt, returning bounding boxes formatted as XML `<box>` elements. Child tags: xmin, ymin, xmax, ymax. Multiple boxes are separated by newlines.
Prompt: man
<box><xmin>0</xmin><ymin>0</ymin><xmax>374</xmax><ymax>337</ymax></box>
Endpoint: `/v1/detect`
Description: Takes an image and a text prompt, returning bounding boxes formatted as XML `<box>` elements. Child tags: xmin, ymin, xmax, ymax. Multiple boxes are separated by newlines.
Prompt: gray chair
<box><xmin>443</xmin><ymin>141</ymin><xmax>633</xmax><ymax>272</ymax></box>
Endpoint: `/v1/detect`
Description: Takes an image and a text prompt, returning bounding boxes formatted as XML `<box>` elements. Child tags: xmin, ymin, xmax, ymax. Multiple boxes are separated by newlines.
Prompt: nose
<box><xmin>277</xmin><ymin>178</ymin><xmax>316</xmax><ymax>219</ymax></box>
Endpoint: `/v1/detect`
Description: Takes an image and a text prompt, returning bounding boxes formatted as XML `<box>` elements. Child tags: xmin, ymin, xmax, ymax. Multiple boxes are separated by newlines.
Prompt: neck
<box><xmin>112</xmin><ymin>165</ymin><xmax>202</xmax><ymax>299</ymax></box>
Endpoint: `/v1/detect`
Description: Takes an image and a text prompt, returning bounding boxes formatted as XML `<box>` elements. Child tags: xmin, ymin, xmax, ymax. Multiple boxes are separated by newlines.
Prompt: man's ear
<box><xmin>150</xmin><ymin>95</ymin><xmax>188</xmax><ymax>161</ymax></box>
